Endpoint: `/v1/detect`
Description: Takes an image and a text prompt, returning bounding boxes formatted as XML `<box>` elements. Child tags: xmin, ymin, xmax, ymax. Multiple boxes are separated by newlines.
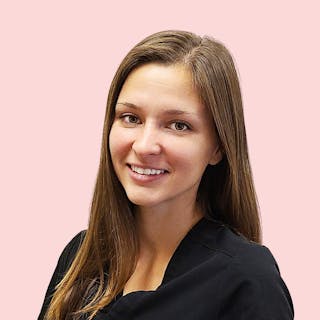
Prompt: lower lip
<box><xmin>127</xmin><ymin>165</ymin><xmax>168</xmax><ymax>184</ymax></box>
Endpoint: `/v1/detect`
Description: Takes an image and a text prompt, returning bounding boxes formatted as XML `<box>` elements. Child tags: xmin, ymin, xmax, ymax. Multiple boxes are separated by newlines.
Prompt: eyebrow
<box><xmin>116</xmin><ymin>102</ymin><xmax>197</xmax><ymax>116</ymax></box>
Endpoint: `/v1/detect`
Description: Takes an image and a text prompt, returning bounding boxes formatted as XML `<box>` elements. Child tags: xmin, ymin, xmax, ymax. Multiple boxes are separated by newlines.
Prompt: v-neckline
<box><xmin>120</xmin><ymin>216</ymin><xmax>207</xmax><ymax>298</ymax></box>
<box><xmin>98</xmin><ymin>217</ymin><xmax>223</xmax><ymax>316</ymax></box>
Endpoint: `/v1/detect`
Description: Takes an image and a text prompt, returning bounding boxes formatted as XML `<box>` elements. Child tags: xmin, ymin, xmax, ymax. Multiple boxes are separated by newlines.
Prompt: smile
<box><xmin>130</xmin><ymin>165</ymin><xmax>166</xmax><ymax>175</ymax></box>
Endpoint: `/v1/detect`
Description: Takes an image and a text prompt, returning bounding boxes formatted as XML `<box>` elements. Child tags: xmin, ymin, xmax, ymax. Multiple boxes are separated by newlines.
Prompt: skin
<box><xmin>109</xmin><ymin>63</ymin><xmax>222</xmax><ymax>294</ymax></box>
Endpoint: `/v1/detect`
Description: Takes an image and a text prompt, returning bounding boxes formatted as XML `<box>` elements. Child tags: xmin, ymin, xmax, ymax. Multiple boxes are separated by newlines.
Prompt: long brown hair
<box><xmin>45</xmin><ymin>30</ymin><xmax>261</xmax><ymax>320</ymax></box>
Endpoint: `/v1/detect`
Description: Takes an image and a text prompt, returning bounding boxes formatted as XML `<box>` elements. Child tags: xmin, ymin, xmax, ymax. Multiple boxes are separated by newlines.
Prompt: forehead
<box><xmin>117</xmin><ymin>63</ymin><xmax>205</xmax><ymax>113</ymax></box>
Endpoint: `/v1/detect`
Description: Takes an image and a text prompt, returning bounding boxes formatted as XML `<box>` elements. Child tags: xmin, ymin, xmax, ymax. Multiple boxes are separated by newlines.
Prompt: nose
<box><xmin>132</xmin><ymin>124</ymin><xmax>162</xmax><ymax>157</ymax></box>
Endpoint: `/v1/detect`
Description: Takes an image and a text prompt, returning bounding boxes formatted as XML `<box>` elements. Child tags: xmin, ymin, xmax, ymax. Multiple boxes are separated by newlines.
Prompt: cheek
<box><xmin>165</xmin><ymin>146</ymin><xmax>209</xmax><ymax>185</ymax></box>
<box><xmin>109</xmin><ymin>127</ymin><xmax>122</xmax><ymax>161</ymax></box>
<box><xmin>109</xmin><ymin>126</ymin><xmax>133</xmax><ymax>163</ymax></box>
<box><xmin>167</xmin><ymin>137</ymin><xmax>212</xmax><ymax>168</ymax></box>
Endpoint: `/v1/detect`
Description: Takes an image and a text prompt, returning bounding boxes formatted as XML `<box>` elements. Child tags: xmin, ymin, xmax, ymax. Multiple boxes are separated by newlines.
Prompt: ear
<box><xmin>209</xmin><ymin>145</ymin><xmax>223</xmax><ymax>166</ymax></box>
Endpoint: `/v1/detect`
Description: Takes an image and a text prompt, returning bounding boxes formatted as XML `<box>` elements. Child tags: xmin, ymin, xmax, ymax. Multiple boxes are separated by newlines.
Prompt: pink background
<box><xmin>1</xmin><ymin>0</ymin><xmax>319</xmax><ymax>318</ymax></box>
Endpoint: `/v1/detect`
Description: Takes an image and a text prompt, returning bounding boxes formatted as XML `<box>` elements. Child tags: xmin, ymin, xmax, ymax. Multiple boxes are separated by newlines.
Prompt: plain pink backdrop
<box><xmin>1</xmin><ymin>0</ymin><xmax>319</xmax><ymax>318</ymax></box>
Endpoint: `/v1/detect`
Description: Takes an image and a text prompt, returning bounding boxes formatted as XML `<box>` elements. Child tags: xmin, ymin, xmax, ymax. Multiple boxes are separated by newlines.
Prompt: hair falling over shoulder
<box><xmin>44</xmin><ymin>30</ymin><xmax>261</xmax><ymax>320</ymax></box>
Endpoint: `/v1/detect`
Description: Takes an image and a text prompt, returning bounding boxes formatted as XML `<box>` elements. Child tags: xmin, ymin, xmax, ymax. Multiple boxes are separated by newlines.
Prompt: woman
<box><xmin>38</xmin><ymin>30</ymin><xmax>294</xmax><ymax>319</ymax></box>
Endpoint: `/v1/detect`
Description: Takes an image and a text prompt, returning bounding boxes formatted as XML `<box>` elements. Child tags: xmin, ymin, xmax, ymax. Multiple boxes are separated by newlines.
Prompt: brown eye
<box><xmin>122</xmin><ymin>114</ymin><xmax>141</xmax><ymax>124</ymax></box>
<box><xmin>169</xmin><ymin>121</ymin><xmax>190</xmax><ymax>131</ymax></box>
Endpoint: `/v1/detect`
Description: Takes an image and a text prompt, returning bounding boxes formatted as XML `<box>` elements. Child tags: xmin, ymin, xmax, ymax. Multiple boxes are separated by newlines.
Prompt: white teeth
<box><xmin>136</xmin><ymin>167</ymin><xmax>144</xmax><ymax>174</ymax></box>
<box><xmin>131</xmin><ymin>165</ymin><xmax>165</xmax><ymax>175</ymax></box>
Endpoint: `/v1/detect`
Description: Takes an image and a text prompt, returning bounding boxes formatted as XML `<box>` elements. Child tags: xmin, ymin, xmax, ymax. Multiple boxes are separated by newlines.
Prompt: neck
<box><xmin>134</xmin><ymin>200</ymin><xmax>204</xmax><ymax>260</ymax></box>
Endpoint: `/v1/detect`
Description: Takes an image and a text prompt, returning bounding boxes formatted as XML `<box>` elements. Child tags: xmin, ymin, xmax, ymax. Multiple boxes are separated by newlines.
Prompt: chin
<box><xmin>126</xmin><ymin>192</ymin><xmax>165</xmax><ymax>209</ymax></box>
<box><xmin>128</xmin><ymin>198</ymin><xmax>160</xmax><ymax>208</ymax></box>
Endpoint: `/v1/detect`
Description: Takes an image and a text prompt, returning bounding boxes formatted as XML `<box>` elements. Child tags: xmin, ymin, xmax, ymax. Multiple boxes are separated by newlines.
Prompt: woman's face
<box><xmin>109</xmin><ymin>63</ymin><xmax>221</xmax><ymax>210</ymax></box>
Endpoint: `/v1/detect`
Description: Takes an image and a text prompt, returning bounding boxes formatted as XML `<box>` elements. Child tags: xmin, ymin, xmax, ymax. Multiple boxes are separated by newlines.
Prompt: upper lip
<box><xmin>128</xmin><ymin>163</ymin><xmax>169</xmax><ymax>172</ymax></box>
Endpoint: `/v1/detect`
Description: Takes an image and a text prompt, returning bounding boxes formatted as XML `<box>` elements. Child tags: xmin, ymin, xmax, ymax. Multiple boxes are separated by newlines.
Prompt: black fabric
<box><xmin>38</xmin><ymin>218</ymin><xmax>294</xmax><ymax>319</ymax></box>
<box><xmin>38</xmin><ymin>231</ymin><xmax>86</xmax><ymax>320</ymax></box>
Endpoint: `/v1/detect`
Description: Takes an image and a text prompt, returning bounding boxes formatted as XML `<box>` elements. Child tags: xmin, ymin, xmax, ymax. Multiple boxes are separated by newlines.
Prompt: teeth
<box><xmin>131</xmin><ymin>165</ymin><xmax>165</xmax><ymax>175</ymax></box>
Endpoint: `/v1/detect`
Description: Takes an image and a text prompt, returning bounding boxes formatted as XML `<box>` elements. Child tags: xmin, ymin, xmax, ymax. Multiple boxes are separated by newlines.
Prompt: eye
<box><xmin>169</xmin><ymin>121</ymin><xmax>191</xmax><ymax>131</ymax></box>
<box><xmin>121</xmin><ymin>114</ymin><xmax>141</xmax><ymax>124</ymax></box>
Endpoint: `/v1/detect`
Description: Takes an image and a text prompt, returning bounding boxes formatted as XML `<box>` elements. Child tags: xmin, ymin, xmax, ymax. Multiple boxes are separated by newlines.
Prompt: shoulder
<box><xmin>37</xmin><ymin>230</ymin><xmax>87</xmax><ymax>320</ymax></box>
<box><xmin>216</xmin><ymin>224</ymin><xmax>278</xmax><ymax>274</ymax></box>
<box><xmin>200</xmin><ymin>219</ymin><xmax>294</xmax><ymax>318</ymax></box>
<box><xmin>189</xmin><ymin>219</ymin><xmax>289</xmax><ymax>293</ymax></box>
<box><xmin>56</xmin><ymin>230</ymin><xmax>87</xmax><ymax>273</ymax></box>
<box><xmin>63</xmin><ymin>230</ymin><xmax>86</xmax><ymax>254</ymax></box>
<box><xmin>214</xmin><ymin>225</ymin><xmax>283</xmax><ymax>288</ymax></box>
<box><xmin>194</xmin><ymin>218</ymin><xmax>280</xmax><ymax>272</ymax></box>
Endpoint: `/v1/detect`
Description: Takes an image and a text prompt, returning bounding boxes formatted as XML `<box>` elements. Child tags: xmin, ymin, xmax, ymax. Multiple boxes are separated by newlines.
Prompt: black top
<box><xmin>38</xmin><ymin>218</ymin><xmax>294</xmax><ymax>319</ymax></box>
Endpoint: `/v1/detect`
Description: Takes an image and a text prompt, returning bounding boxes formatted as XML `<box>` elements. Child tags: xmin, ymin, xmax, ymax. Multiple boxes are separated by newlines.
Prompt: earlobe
<box><xmin>209</xmin><ymin>146</ymin><xmax>223</xmax><ymax>166</ymax></box>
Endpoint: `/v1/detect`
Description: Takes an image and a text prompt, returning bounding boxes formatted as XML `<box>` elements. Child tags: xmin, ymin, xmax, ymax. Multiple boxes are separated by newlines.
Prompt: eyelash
<box><xmin>168</xmin><ymin>121</ymin><xmax>191</xmax><ymax>131</ymax></box>
<box><xmin>121</xmin><ymin>114</ymin><xmax>140</xmax><ymax>124</ymax></box>
<box><xmin>119</xmin><ymin>114</ymin><xmax>191</xmax><ymax>132</ymax></box>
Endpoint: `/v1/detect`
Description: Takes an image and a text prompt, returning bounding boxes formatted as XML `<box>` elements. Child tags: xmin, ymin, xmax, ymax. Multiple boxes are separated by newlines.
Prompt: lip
<box><xmin>127</xmin><ymin>164</ymin><xmax>168</xmax><ymax>184</ymax></box>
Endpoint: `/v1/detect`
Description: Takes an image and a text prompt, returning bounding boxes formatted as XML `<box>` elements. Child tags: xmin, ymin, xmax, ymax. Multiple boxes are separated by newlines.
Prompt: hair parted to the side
<box><xmin>45</xmin><ymin>30</ymin><xmax>261</xmax><ymax>320</ymax></box>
